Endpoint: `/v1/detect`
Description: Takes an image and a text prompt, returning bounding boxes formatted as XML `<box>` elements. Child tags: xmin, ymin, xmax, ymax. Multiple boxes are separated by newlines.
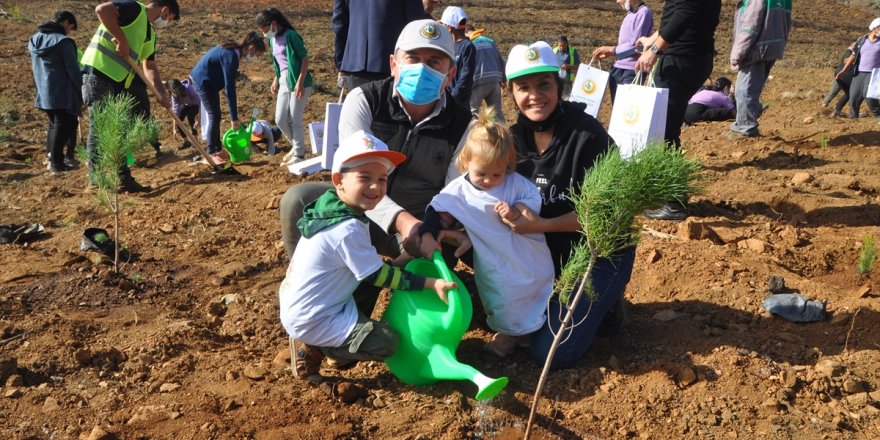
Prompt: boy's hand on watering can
<box><xmin>438</xmin><ymin>230</ymin><xmax>472</xmax><ymax>258</ymax></box>
<box><xmin>428</xmin><ymin>277</ymin><xmax>456</xmax><ymax>304</ymax></box>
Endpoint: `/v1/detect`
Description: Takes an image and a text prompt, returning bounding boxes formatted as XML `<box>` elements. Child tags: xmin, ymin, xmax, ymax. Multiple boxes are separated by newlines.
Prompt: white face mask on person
<box><xmin>153</xmin><ymin>10</ymin><xmax>170</xmax><ymax>29</ymax></box>
<box><xmin>264</xmin><ymin>25</ymin><xmax>277</xmax><ymax>41</ymax></box>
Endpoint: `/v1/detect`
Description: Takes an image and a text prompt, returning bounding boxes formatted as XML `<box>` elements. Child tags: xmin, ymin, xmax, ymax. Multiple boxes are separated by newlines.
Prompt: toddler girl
<box><xmin>419</xmin><ymin>106</ymin><xmax>555</xmax><ymax>357</ymax></box>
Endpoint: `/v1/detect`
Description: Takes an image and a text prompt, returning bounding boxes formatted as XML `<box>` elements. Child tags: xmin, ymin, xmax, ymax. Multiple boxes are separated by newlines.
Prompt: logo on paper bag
<box><xmin>581</xmin><ymin>80</ymin><xmax>597</xmax><ymax>95</ymax></box>
<box><xmin>623</xmin><ymin>105</ymin><xmax>640</xmax><ymax>125</ymax></box>
<box><xmin>526</xmin><ymin>48</ymin><xmax>540</xmax><ymax>62</ymax></box>
<box><xmin>420</xmin><ymin>24</ymin><xmax>440</xmax><ymax>40</ymax></box>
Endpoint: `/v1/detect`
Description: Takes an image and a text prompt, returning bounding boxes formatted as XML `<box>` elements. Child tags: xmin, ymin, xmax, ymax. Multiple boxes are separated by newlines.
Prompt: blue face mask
<box><xmin>395</xmin><ymin>63</ymin><xmax>446</xmax><ymax>105</ymax></box>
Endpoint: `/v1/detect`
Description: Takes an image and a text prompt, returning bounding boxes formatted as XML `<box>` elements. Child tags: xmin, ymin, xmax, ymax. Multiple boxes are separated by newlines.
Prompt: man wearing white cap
<box><xmin>440</xmin><ymin>6</ymin><xmax>476</xmax><ymax>106</ymax></box>
<box><xmin>280</xmin><ymin>19</ymin><xmax>472</xmax><ymax>264</ymax></box>
<box><xmin>839</xmin><ymin>18</ymin><xmax>880</xmax><ymax>118</ymax></box>
<box><xmin>725</xmin><ymin>0</ymin><xmax>792</xmax><ymax>140</ymax></box>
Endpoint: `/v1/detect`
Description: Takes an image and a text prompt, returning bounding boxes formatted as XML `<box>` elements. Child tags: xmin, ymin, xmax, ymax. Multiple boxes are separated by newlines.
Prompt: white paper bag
<box><xmin>569</xmin><ymin>63</ymin><xmax>610</xmax><ymax>118</ymax></box>
<box><xmin>307</xmin><ymin>122</ymin><xmax>324</xmax><ymax>155</ymax></box>
<box><xmin>867</xmin><ymin>68</ymin><xmax>880</xmax><ymax>100</ymax></box>
<box><xmin>320</xmin><ymin>103</ymin><xmax>342</xmax><ymax>170</ymax></box>
<box><xmin>607</xmin><ymin>83</ymin><xmax>668</xmax><ymax>158</ymax></box>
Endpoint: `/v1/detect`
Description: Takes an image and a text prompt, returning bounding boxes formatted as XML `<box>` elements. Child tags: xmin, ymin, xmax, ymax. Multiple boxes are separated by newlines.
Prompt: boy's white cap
<box><xmin>332</xmin><ymin>130</ymin><xmax>406</xmax><ymax>174</ymax></box>
<box><xmin>505</xmin><ymin>41</ymin><xmax>560</xmax><ymax>81</ymax></box>
<box><xmin>870</xmin><ymin>17</ymin><xmax>880</xmax><ymax>31</ymax></box>
<box><xmin>395</xmin><ymin>19</ymin><xmax>455</xmax><ymax>59</ymax></box>
<box><xmin>250</xmin><ymin>122</ymin><xmax>264</xmax><ymax>140</ymax></box>
<box><xmin>440</xmin><ymin>6</ymin><xmax>468</xmax><ymax>29</ymax></box>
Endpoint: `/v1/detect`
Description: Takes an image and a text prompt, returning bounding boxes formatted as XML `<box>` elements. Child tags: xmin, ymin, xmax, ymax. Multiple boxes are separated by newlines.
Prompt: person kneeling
<box><xmin>278</xmin><ymin>131</ymin><xmax>456</xmax><ymax>382</ymax></box>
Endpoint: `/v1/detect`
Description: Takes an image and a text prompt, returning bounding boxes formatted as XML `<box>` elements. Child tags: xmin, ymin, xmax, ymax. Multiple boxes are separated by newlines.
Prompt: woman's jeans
<box><xmin>45</xmin><ymin>109</ymin><xmax>77</xmax><ymax>168</ymax></box>
<box><xmin>530</xmin><ymin>246</ymin><xmax>636</xmax><ymax>370</ymax></box>
<box><xmin>196</xmin><ymin>84</ymin><xmax>222</xmax><ymax>154</ymax></box>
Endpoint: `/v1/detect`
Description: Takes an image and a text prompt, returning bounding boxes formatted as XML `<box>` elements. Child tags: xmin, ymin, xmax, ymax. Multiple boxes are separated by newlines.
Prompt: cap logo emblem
<box><xmin>420</xmin><ymin>24</ymin><xmax>440</xmax><ymax>40</ymax></box>
<box><xmin>362</xmin><ymin>136</ymin><xmax>376</xmax><ymax>149</ymax></box>
<box><xmin>526</xmin><ymin>48</ymin><xmax>540</xmax><ymax>62</ymax></box>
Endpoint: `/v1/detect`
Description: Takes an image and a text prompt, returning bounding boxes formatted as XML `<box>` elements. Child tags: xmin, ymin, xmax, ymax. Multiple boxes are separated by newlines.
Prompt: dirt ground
<box><xmin>2</xmin><ymin>0</ymin><xmax>880</xmax><ymax>438</ymax></box>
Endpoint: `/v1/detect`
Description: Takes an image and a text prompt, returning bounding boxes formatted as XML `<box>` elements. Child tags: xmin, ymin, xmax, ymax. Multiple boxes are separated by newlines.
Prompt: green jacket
<box><xmin>270</xmin><ymin>28</ymin><xmax>313</xmax><ymax>89</ymax></box>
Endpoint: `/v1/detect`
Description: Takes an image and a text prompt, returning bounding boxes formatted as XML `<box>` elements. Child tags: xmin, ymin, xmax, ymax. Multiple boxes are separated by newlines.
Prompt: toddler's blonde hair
<box><xmin>456</xmin><ymin>105</ymin><xmax>517</xmax><ymax>173</ymax></box>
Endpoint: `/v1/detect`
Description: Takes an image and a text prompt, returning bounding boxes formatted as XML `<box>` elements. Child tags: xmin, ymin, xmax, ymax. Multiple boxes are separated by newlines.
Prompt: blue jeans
<box><xmin>530</xmin><ymin>246</ymin><xmax>636</xmax><ymax>370</ymax></box>
<box><xmin>609</xmin><ymin>67</ymin><xmax>636</xmax><ymax>103</ymax></box>
<box><xmin>195</xmin><ymin>84</ymin><xmax>222</xmax><ymax>154</ymax></box>
<box><xmin>731</xmin><ymin>60</ymin><xmax>774</xmax><ymax>136</ymax></box>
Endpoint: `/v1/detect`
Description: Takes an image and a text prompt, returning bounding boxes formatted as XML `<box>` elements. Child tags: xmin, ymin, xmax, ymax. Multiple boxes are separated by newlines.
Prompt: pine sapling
<box><xmin>80</xmin><ymin>94</ymin><xmax>157</xmax><ymax>273</ymax></box>
<box><xmin>858</xmin><ymin>234</ymin><xmax>877</xmax><ymax>275</ymax></box>
<box><xmin>524</xmin><ymin>142</ymin><xmax>703</xmax><ymax>439</ymax></box>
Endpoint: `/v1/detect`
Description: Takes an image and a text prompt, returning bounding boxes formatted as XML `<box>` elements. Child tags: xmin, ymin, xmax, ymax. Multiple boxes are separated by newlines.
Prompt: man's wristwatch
<box><xmin>650</xmin><ymin>44</ymin><xmax>661</xmax><ymax>55</ymax></box>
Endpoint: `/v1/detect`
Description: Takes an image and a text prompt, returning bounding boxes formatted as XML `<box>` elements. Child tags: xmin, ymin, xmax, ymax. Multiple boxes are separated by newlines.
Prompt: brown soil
<box><xmin>2</xmin><ymin>1</ymin><xmax>880</xmax><ymax>439</ymax></box>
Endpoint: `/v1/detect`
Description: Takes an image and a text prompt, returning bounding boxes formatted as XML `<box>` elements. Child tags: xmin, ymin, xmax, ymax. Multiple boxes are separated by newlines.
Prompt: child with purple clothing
<box><xmin>168</xmin><ymin>79</ymin><xmax>200</xmax><ymax>149</ymax></box>
<box><xmin>684</xmin><ymin>77</ymin><xmax>735</xmax><ymax>125</ymax></box>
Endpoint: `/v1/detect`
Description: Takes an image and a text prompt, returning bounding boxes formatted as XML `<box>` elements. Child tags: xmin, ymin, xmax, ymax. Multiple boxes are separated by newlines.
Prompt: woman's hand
<box><xmin>271</xmin><ymin>77</ymin><xmax>279</xmax><ymax>95</ymax></box>
<box><xmin>294</xmin><ymin>84</ymin><xmax>305</xmax><ymax>99</ymax></box>
<box><xmin>501</xmin><ymin>205</ymin><xmax>544</xmax><ymax>234</ymax></box>
<box><xmin>231</xmin><ymin>119</ymin><xmax>241</xmax><ymax>130</ymax></box>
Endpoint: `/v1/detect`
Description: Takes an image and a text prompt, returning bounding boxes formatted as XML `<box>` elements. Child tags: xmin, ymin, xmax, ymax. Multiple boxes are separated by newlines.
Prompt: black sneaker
<box><xmin>178</xmin><ymin>140</ymin><xmax>192</xmax><ymax>150</ymax></box>
<box><xmin>644</xmin><ymin>201</ymin><xmax>689</xmax><ymax>221</ymax></box>
<box><xmin>49</xmin><ymin>163</ymin><xmax>76</xmax><ymax>174</ymax></box>
<box><xmin>119</xmin><ymin>176</ymin><xmax>151</xmax><ymax>193</ymax></box>
<box><xmin>64</xmin><ymin>157</ymin><xmax>80</xmax><ymax>168</ymax></box>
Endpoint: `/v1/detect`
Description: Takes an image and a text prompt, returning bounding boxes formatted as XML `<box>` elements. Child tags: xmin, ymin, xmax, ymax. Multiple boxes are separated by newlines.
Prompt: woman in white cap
<box><xmin>501</xmin><ymin>41</ymin><xmax>637</xmax><ymax>370</ymax></box>
<box><xmin>838</xmin><ymin>18</ymin><xmax>880</xmax><ymax>118</ymax></box>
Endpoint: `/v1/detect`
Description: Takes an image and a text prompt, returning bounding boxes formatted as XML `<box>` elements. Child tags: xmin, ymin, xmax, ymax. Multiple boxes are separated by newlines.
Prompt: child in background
<box><xmin>249</xmin><ymin>119</ymin><xmax>282</xmax><ymax>156</ymax></box>
<box><xmin>684</xmin><ymin>77</ymin><xmax>736</xmax><ymax>125</ymax></box>
<box><xmin>279</xmin><ymin>130</ymin><xmax>457</xmax><ymax>382</ymax></box>
<box><xmin>418</xmin><ymin>106</ymin><xmax>555</xmax><ymax>358</ymax></box>
<box><xmin>168</xmin><ymin>78</ymin><xmax>200</xmax><ymax>150</ymax></box>
<box><xmin>256</xmin><ymin>8</ymin><xmax>313</xmax><ymax>165</ymax></box>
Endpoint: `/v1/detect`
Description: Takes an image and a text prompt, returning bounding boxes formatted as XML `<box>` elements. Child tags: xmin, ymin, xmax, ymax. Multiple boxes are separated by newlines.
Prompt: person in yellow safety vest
<box><xmin>553</xmin><ymin>36</ymin><xmax>580</xmax><ymax>100</ymax></box>
<box><xmin>81</xmin><ymin>1</ymin><xmax>179</xmax><ymax>194</ymax></box>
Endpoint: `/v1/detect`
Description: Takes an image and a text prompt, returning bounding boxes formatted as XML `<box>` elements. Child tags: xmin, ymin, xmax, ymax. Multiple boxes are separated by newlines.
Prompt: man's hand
<box><xmin>111</xmin><ymin>37</ymin><xmax>130</xmax><ymax>60</ymax></box>
<box><xmin>294</xmin><ymin>84</ymin><xmax>305</xmax><ymax>99</ymax></box>
<box><xmin>156</xmin><ymin>93</ymin><xmax>171</xmax><ymax>109</ymax></box>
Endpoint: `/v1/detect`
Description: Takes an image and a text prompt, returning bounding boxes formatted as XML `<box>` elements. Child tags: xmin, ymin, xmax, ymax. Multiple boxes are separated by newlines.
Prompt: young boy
<box><xmin>278</xmin><ymin>130</ymin><xmax>457</xmax><ymax>381</ymax></box>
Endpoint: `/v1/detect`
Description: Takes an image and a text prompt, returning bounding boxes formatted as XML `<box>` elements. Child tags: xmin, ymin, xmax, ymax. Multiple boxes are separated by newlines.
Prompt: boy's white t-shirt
<box><xmin>430</xmin><ymin>172</ymin><xmax>555</xmax><ymax>335</ymax></box>
<box><xmin>279</xmin><ymin>219</ymin><xmax>383</xmax><ymax>347</ymax></box>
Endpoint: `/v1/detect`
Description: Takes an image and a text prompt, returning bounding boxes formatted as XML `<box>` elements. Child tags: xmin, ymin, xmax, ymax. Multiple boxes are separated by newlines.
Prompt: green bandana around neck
<box><xmin>297</xmin><ymin>189</ymin><xmax>367</xmax><ymax>239</ymax></box>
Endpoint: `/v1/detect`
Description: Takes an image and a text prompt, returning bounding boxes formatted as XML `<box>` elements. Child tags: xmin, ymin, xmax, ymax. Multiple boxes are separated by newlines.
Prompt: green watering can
<box><xmin>222</xmin><ymin>108</ymin><xmax>257</xmax><ymax>163</ymax></box>
<box><xmin>383</xmin><ymin>251</ymin><xmax>508</xmax><ymax>401</ymax></box>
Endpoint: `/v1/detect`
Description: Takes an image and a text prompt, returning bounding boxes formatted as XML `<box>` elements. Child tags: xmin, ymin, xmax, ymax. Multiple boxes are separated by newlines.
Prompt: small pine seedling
<box><xmin>858</xmin><ymin>234</ymin><xmax>877</xmax><ymax>275</ymax></box>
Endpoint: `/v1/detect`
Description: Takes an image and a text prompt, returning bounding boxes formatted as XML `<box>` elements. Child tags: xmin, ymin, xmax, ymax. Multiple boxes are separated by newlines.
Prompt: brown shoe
<box><xmin>290</xmin><ymin>338</ymin><xmax>324</xmax><ymax>382</ymax></box>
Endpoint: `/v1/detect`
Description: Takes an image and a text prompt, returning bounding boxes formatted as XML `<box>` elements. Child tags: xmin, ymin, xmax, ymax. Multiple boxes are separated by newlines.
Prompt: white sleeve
<box><xmin>515</xmin><ymin>173</ymin><xmax>543</xmax><ymax>212</ymax></box>
<box><xmin>338</xmin><ymin>87</ymin><xmax>373</xmax><ymax>139</ymax></box>
<box><xmin>365</xmin><ymin>196</ymin><xmax>405</xmax><ymax>233</ymax></box>
<box><xmin>445</xmin><ymin>125</ymin><xmax>470</xmax><ymax>184</ymax></box>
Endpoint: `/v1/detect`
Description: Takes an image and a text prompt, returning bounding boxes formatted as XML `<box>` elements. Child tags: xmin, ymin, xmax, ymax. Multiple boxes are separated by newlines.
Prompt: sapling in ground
<box><xmin>858</xmin><ymin>234</ymin><xmax>877</xmax><ymax>275</ymax></box>
<box><xmin>79</xmin><ymin>94</ymin><xmax>157</xmax><ymax>273</ymax></box>
<box><xmin>524</xmin><ymin>142</ymin><xmax>703</xmax><ymax>439</ymax></box>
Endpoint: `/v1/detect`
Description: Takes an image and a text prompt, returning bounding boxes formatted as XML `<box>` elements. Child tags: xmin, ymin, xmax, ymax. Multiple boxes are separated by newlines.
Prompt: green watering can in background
<box><xmin>222</xmin><ymin>108</ymin><xmax>257</xmax><ymax>163</ymax></box>
<box><xmin>383</xmin><ymin>251</ymin><xmax>508</xmax><ymax>401</ymax></box>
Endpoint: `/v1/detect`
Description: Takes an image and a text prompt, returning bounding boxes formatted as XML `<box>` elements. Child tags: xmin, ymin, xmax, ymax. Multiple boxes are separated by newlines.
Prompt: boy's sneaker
<box><xmin>178</xmin><ymin>140</ymin><xmax>192</xmax><ymax>150</ymax></box>
<box><xmin>49</xmin><ymin>163</ymin><xmax>76</xmax><ymax>175</ymax></box>
<box><xmin>325</xmin><ymin>357</ymin><xmax>357</xmax><ymax>370</ymax></box>
<box><xmin>290</xmin><ymin>338</ymin><xmax>324</xmax><ymax>382</ymax></box>
<box><xmin>64</xmin><ymin>157</ymin><xmax>80</xmax><ymax>168</ymax></box>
